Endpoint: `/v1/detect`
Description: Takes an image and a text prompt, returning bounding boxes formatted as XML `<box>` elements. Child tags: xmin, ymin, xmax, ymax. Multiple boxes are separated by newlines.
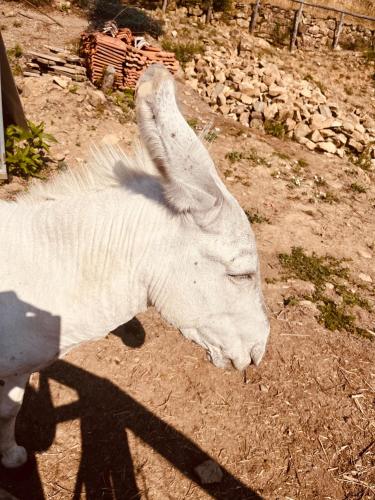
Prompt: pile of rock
<box><xmin>184</xmin><ymin>47</ymin><xmax>375</xmax><ymax>159</ymax></box>
<box><xmin>80</xmin><ymin>30</ymin><xmax>179</xmax><ymax>89</ymax></box>
<box><xmin>24</xmin><ymin>47</ymin><xmax>87</xmax><ymax>81</ymax></box>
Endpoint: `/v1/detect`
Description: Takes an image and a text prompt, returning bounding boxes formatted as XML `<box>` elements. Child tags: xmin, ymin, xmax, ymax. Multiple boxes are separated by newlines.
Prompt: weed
<box><xmin>349</xmin><ymin>144</ymin><xmax>374</xmax><ymax>171</ymax></box>
<box><xmin>274</xmin><ymin>152</ymin><xmax>290</xmax><ymax>161</ymax></box>
<box><xmin>349</xmin><ymin>182</ymin><xmax>367</xmax><ymax>193</ymax></box>
<box><xmin>205</xmin><ymin>130</ymin><xmax>218</xmax><ymax>142</ymax></box>
<box><xmin>187</xmin><ymin>118</ymin><xmax>199</xmax><ymax>130</ymax></box>
<box><xmin>13</xmin><ymin>20</ymin><xmax>22</xmax><ymax>28</ymax></box>
<box><xmin>5</xmin><ymin>121</ymin><xmax>56</xmax><ymax>178</ymax></box>
<box><xmin>111</xmin><ymin>89</ymin><xmax>135</xmax><ymax>122</ymax></box>
<box><xmin>305</xmin><ymin>74</ymin><xmax>326</xmax><ymax>95</ymax></box>
<box><xmin>161</xmin><ymin>39</ymin><xmax>204</xmax><ymax>66</ymax></box>
<box><xmin>345</xmin><ymin>86</ymin><xmax>354</xmax><ymax>96</ymax></box>
<box><xmin>364</xmin><ymin>49</ymin><xmax>375</xmax><ymax>64</ymax></box>
<box><xmin>264</xmin><ymin>120</ymin><xmax>286</xmax><ymax>139</ymax></box>
<box><xmin>7</xmin><ymin>44</ymin><xmax>23</xmax><ymax>59</ymax></box>
<box><xmin>283</xmin><ymin>295</ymin><xmax>299</xmax><ymax>307</ymax></box>
<box><xmin>318</xmin><ymin>191</ymin><xmax>339</xmax><ymax>203</ymax></box>
<box><xmin>278</xmin><ymin>247</ymin><xmax>373</xmax><ymax>339</ymax></box>
<box><xmin>69</xmin><ymin>84</ymin><xmax>79</xmax><ymax>94</ymax></box>
<box><xmin>272</xmin><ymin>22</ymin><xmax>290</xmax><ymax>46</ymax></box>
<box><xmin>245</xmin><ymin>210</ymin><xmax>270</xmax><ymax>224</ymax></box>
<box><xmin>226</xmin><ymin>151</ymin><xmax>243</xmax><ymax>163</ymax></box>
<box><xmin>297</xmin><ymin>159</ymin><xmax>308</xmax><ymax>168</ymax></box>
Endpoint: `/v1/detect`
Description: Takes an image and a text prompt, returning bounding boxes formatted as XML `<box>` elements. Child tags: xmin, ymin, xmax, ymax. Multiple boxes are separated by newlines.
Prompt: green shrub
<box><xmin>264</xmin><ymin>120</ymin><xmax>286</xmax><ymax>139</ymax></box>
<box><xmin>5</xmin><ymin>121</ymin><xmax>56</xmax><ymax>178</ymax></box>
<box><xmin>161</xmin><ymin>39</ymin><xmax>204</xmax><ymax>65</ymax></box>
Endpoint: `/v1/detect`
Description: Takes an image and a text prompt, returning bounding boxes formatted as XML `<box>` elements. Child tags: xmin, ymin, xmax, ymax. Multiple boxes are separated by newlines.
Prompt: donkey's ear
<box><xmin>136</xmin><ymin>64</ymin><xmax>224</xmax><ymax>214</ymax></box>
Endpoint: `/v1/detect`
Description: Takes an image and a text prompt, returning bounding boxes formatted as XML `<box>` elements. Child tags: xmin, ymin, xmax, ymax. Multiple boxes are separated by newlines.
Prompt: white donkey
<box><xmin>0</xmin><ymin>65</ymin><xmax>269</xmax><ymax>469</ymax></box>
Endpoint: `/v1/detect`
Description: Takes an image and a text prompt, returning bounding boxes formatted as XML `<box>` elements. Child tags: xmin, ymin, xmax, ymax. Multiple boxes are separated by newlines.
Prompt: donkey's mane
<box><xmin>18</xmin><ymin>142</ymin><xmax>158</xmax><ymax>205</ymax></box>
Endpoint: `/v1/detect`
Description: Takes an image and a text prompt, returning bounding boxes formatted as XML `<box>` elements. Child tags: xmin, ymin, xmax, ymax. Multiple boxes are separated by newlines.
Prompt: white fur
<box><xmin>0</xmin><ymin>65</ymin><xmax>269</xmax><ymax>468</ymax></box>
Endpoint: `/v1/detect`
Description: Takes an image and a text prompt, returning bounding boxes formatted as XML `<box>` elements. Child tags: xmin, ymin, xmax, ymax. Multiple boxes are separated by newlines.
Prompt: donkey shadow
<box><xmin>0</xmin><ymin>314</ymin><xmax>262</xmax><ymax>499</ymax></box>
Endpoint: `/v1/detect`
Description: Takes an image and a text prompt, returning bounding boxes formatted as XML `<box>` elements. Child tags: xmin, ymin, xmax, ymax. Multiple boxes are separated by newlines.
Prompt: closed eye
<box><xmin>228</xmin><ymin>272</ymin><xmax>256</xmax><ymax>282</ymax></box>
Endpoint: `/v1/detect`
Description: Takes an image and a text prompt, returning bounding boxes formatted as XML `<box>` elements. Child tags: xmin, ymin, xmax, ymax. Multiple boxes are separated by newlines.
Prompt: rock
<box><xmin>268</xmin><ymin>84</ymin><xmax>286</xmax><ymax>97</ymax></box>
<box><xmin>348</xmin><ymin>138</ymin><xmax>364</xmax><ymax>153</ymax></box>
<box><xmin>285</xmin><ymin>118</ymin><xmax>297</xmax><ymax>131</ymax></box>
<box><xmin>264</xmin><ymin>103</ymin><xmax>278</xmax><ymax>121</ymax></box>
<box><xmin>336</xmin><ymin>133</ymin><xmax>347</xmax><ymax>145</ymax></box>
<box><xmin>239</xmin><ymin>82</ymin><xmax>261</xmax><ymax>97</ymax></box>
<box><xmin>358</xmin><ymin>249</ymin><xmax>372</xmax><ymax>259</ymax></box>
<box><xmin>299</xmin><ymin>300</ymin><xmax>319</xmax><ymax>315</ymax></box>
<box><xmin>171</xmin><ymin>30</ymin><xmax>177</xmax><ymax>38</ymax></box>
<box><xmin>355</xmin><ymin>123</ymin><xmax>366</xmax><ymax>134</ymax></box>
<box><xmin>300</xmin><ymin>137</ymin><xmax>316</xmax><ymax>151</ymax></box>
<box><xmin>219</xmin><ymin>104</ymin><xmax>230</xmax><ymax>115</ymax></box>
<box><xmin>53</xmin><ymin>76</ymin><xmax>69</xmax><ymax>89</ymax></box>
<box><xmin>253</xmin><ymin>100</ymin><xmax>265</xmax><ymax>114</ymax></box>
<box><xmin>319</xmin><ymin>104</ymin><xmax>333</xmax><ymax>118</ymax></box>
<box><xmin>358</xmin><ymin>273</ymin><xmax>373</xmax><ymax>283</ymax></box>
<box><xmin>250</xmin><ymin>118</ymin><xmax>264</xmax><ymax>130</ymax></box>
<box><xmin>217</xmin><ymin>93</ymin><xmax>226</xmax><ymax>106</ymax></box>
<box><xmin>310</xmin><ymin>113</ymin><xmax>342</xmax><ymax>131</ymax></box>
<box><xmin>336</xmin><ymin>148</ymin><xmax>345</xmax><ymax>158</ymax></box>
<box><xmin>310</xmin><ymin>130</ymin><xmax>324</xmax><ymax>143</ymax></box>
<box><xmin>317</xmin><ymin>141</ymin><xmax>337</xmax><ymax>154</ymax></box>
<box><xmin>195</xmin><ymin>460</ymin><xmax>223</xmax><ymax>484</ymax></box>
<box><xmin>240</xmin><ymin>93</ymin><xmax>253</xmax><ymax>105</ymax></box>
<box><xmin>239</xmin><ymin>112</ymin><xmax>250</xmax><ymax>126</ymax></box>
<box><xmin>294</xmin><ymin>123</ymin><xmax>311</xmax><ymax>140</ymax></box>
<box><xmin>215</xmin><ymin>70</ymin><xmax>226</xmax><ymax>83</ymax></box>
<box><xmin>342</xmin><ymin>121</ymin><xmax>355</xmax><ymax>133</ymax></box>
<box><xmin>88</xmin><ymin>89</ymin><xmax>106</xmax><ymax>107</ymax></box>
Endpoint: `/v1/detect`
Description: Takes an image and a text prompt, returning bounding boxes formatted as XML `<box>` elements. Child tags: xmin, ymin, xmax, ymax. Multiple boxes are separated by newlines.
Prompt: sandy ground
<box><xmin>0</xmin><ymin>2</ymin><xmax>374</xmax><ymax>499</ymax></box>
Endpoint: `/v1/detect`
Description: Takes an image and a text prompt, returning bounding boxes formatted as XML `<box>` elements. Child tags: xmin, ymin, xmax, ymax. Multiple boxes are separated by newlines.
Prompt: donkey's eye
<box><xmin>228</xmin><ymin>273</ymin><xmax>255</xmax><ymax>282</ymax></box>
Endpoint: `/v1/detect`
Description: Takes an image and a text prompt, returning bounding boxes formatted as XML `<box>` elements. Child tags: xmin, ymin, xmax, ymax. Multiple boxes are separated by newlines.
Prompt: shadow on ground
<box><xmin>87</xmin><ymin>0</ymin><xmax>164</xmax><ymax>37</ymax></box>
<box><xmin>0</xmin><ymin>318</ymin><xmax>262</xmax><ymax>499</ymax></box>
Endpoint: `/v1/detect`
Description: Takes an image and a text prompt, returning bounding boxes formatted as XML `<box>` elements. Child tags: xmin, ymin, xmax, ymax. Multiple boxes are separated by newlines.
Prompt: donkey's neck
<box><xmin>1</xmin><ymin>186</ymin><xmax>179</xmax><ymax>351</ymax></box>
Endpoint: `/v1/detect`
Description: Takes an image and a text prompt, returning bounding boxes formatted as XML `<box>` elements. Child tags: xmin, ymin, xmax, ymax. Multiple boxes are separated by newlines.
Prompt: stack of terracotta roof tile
<box><xmin>80</xmin><ymin>30</ymin><xmax>179</xmax><ymax>90</ymax></box>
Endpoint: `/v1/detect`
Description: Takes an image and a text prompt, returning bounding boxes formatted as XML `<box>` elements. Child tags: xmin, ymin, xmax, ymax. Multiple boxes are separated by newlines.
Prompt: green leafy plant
<box><xmin>5</xmin><ymin>121</ymin><xmax>56</xmax><ymax>178</ymax></box>
<box><xmin>161</xmin><ymin>39</ymin><xmax>204</xmax><ymax>66</ymax></box>
<box><xmin>278</xmin><ymin>247</ymin><xmax>372</xmax><ymax>339</ymax></box>
<box><xmin>264</xmin><ymin>120</ymin><xmax>286</xmax><ymax>139</ymax></box>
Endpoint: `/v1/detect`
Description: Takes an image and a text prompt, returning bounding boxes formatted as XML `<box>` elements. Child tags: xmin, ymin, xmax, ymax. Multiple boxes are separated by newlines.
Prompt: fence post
<box><xmin>290</xmin><ymin>0</ymin><xmax>304</xmax><ymax>51</ymax></box>
<box><xmin>161</xmin><ymin>0</ymin><xmax>168</xmax><ymax>15</ymax></box>
<box><xmin>0</xmin><ymin>67</ymin><xmax>7</xmax><ymax>180</ymax></box>
<box><xmin>333</xmin><ymin>12</ymin><xmax>345</xmax><ymax>49</ymax></box>
<box><xmin>206</xmin><ymin>0</ymin><xmax>213</xmax><ymax>24</ymax></box>
<box><xmin>250</xmin><ymin>0</ymin><xmax>261</xmax><ymax>34</ymax></box>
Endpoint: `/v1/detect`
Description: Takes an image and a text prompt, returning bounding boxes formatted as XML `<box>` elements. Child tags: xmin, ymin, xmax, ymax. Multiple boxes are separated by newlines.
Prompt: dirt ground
<box><xmin>0</xmin><ymin>2</ymin><xmax>374</xmax><ymax>499</ymax></box>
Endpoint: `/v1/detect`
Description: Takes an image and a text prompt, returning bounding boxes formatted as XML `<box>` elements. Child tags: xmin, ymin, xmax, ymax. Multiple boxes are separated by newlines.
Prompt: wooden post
<box><xmin>0</xmin><ymin>72</ymin><xmax>7</xmax><ymax>181</ymax></box>
<box><xmin>290</xmin><ymin>0</ymin><xmax>304</xmax><ymax>51</ymax></box>
<box><xmin>333</xmin><ymin>12</ymin><xmax>345</xmax><ymax>49</ymax></box>
<box><xmin>206</xmin><ymin>0</ymin><xmax>213</xmax><ymax>24</ymax></box>
<box><xmin>161</xmin><ymin>0</ymin><xmax>168</xmax><ymax>14</ymax></box>
<box><xmin>250</xmin><ymin>0</ymin><xmax>261</xmax><ymax>34</ymax></box>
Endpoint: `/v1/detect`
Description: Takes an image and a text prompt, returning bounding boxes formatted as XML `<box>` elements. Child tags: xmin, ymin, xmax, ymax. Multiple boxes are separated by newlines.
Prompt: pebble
<box><xmin>194</xmin><ymin>460</ymin><xmax>223</xmax><ymax>484</ymax></box>
<box><xmin>358</xmin><ymin>273</ymin><xmax>373</xmax><ymax>283</ymax></box>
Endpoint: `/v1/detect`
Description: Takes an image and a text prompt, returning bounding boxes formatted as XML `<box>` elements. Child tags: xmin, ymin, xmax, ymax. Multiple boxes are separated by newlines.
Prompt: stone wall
<box><xmin>177</xmin><ymin>2</ymin><xmax>375</xmax><ymax>51</ymax></box>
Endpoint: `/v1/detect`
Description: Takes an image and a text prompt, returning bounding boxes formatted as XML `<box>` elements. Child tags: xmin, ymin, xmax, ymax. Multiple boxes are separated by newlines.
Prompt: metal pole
<box><xmin>250</xmin><ymin>0</ymin><xmax>261</xmax><ymax>34</ymax></box>
<box><xmin>290</xmin><ymin>0</ymin><xmax>304</xmax><ymax>51</ymax></box>
<box><xmin>0</xmin><ymin>66</ymin><xmax>7</xmax><ymax>181</ymax></box>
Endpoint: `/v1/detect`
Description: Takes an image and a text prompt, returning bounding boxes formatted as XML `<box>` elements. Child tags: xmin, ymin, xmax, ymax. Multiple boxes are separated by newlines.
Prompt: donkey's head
<box><xmin>136</xmin><ymin>64</ymin><xmax>269</xmax><ymax>370</ymax></box>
